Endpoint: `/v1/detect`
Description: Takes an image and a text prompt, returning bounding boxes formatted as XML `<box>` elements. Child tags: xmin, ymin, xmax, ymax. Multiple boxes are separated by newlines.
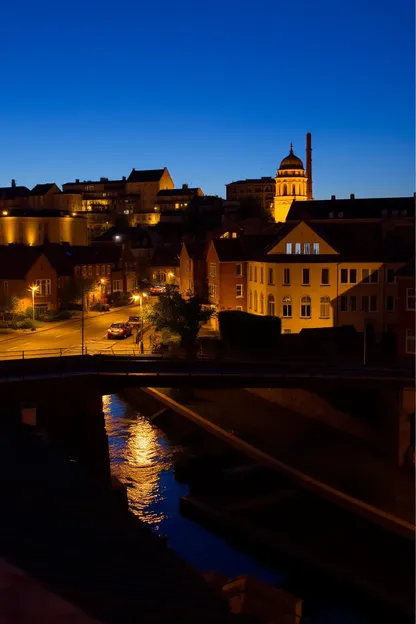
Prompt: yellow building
<box><xmin>273</xmin><ymin>144</ymin><xmax>309</xmax><ymax>223</ymax></box>
<box><xmin>247</xmin><ymin>221</ymin><xmax>405</xmax><ymax>336</ymax></box>
<box><xmin>0</xmin><ymin>210</ymin><xmax>88</xmax><ymax>246</ymax></box>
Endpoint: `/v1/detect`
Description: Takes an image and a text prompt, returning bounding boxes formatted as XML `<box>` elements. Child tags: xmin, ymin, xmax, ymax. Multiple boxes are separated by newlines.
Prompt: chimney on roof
<box><xmin>122</xmin><ymin>176</ymin><xmax>126</xmax><ymax>181</ymax></box>
<box><xmin>331</xmin><ymin>195</ymin><xmax>336</xmax><ymax>200</ymax></box>
<box><xmin>182</xmin><ymin>183</ymin><xmax>189</xmax><ymax>190</ymax></box>
<box><xmin>350</xmin><ymin>193</ymin><xmax>355</xmax><ymax>200</ymax></box>
<box><xmin>11</xmin><ymin>179</ymin><xmax>16</xmax><ymax>188</ymax></box>
<box><xmin>306</xmin><ymin>133</ymin><xmax>313</xmax><ymax>200</ymax></box>
<box><xmin>75</xmin><ymin>179</ymin><xmax>80</xmax><ymax>183</ymax></box>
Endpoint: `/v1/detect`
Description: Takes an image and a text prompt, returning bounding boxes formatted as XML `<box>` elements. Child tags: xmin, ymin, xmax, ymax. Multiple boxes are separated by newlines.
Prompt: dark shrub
<box><xmin>218</xmin><ymin>311</ymin><xmax>281</xmax><ymax>352</ymax></box>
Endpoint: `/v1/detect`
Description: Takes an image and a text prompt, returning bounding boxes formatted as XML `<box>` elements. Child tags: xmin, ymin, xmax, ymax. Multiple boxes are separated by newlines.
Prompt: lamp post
<box><xmin>28</xmin><ymin>284</ymin><xmax>39</xmax><ymax>321</ymax></box>
<box><xmin>100</xmin><ymin>278</ymin><xmax>106</xmax><ymax>304</ymax></box>
<box><xmin>133</xmin><ymin>292</ymin><xmax>147</xmax><ymax>341</ymax></box>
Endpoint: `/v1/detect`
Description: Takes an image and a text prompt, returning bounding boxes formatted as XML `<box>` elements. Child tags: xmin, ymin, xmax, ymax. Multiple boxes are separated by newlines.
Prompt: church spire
<box><xmin>289</xmin><ymin>142</ymin><xmax>294</xmax><ymax>155</ymax></box>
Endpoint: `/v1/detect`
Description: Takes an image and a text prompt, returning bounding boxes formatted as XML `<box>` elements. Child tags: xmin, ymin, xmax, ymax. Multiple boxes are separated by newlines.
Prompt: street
<box><xmin>0</xmin><ymin>304</ymin><xmax>154</xmax><ymax>358</ymax></box>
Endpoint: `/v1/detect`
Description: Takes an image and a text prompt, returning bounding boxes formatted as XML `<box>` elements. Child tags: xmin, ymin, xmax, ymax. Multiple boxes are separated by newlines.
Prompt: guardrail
<box><xmin>0</xmin><ymin>347</ymin><xmax>167</xmax><ymax>360</ymax></box>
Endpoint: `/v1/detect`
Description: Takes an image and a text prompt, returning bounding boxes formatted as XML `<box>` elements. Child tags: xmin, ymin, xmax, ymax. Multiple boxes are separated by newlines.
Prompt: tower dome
<box><xmin>278</xmin><ymin>144</ymin><xmax>304</xmax><ymax>171</ymax></box>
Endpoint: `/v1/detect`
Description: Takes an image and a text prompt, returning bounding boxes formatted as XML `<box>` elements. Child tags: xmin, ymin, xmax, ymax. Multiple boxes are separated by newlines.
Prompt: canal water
<box><xmin>104</xmin><ymin>394</ymin><xmax>369</xmax><ymax>624</ymax></box>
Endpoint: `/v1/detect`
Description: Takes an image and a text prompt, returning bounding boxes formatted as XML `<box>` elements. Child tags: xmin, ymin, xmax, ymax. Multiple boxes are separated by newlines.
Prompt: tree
<box><xmin>0</xmin><ymin>292</ymin><xmax>19</xmax><ymax>320</ymax></box>
<box><xmin>148</xmin><ymin>285</ymin><xmax>214</xmax><ymax>352</ymax></box>
<box><xmin>59</xmin><ymin>277</ymin><xmax>97</xmax><ymax>310</ymax></box>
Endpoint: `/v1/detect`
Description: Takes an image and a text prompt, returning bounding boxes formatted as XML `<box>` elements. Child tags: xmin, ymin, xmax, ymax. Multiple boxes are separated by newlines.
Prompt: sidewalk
<box><xmin>0</xmin><ymin>304</ymin><xmax>139</xmax><ymax>344</ymax></box>
<box><xmin>179</xmin><ymin>388</ymin><xmax>415</xmax><ymax>525</ymax></box>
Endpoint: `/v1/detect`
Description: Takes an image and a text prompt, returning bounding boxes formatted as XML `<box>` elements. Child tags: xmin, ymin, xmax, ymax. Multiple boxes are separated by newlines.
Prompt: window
<box><xmin>295</xmin><ymin>243</ymin><xmax>301</xmax><ymax>254</ymax></box>
<box><xmin>260</xmin><ymin>293</ymin><xmax>264</xmax><ymax>314</ymax></box>
<box><xmin>302</xmin><ymin>268</ymin><xmax>310</xmax><ymax>285</ymax></box>
<box><xmin>282</xmin><ymin>295</ymin><xmax>292</xmax><ymax>318</ymax></box>
<box><xmin>292</xmin><ymin>184</ymin><xmax>296</xmax><ymax>195</ymax></box>
<box><xmin>249</xmin><ymin>265</ymin><xmax>252</xmax><ymax>281</ymax></box>
<box><xmin>209</xmin><ymin>283</ymin><xmax>217</xmax><ymax>298</ymax></box>
<box><xmin>107</xmin><ymin>265</ymin><xmax>111</xmax><ymax>276</ymax></box>
<box><xmin>210</xmin><ymin>263</ymin><xmax>216</xmax><ymax>278</ymax></box>
<box><xmin>406</xmin><ymin>288</ymin><xmax>415</xmax><ymax>310</ymax></box>
<box><xmin>329</xmin><ymin>212</ymin><xmax>334</xmax><ymax>219</ymax></box>
<box><xmin>237</xmin><ymin>284</ymin><xmax>243</xmax><ymax>298</ymax></box>
<box><xmin>254</xmin><ymin>266</ymin><xmax>257</xmax><ymax>282</ymax></box>
<box><xmin>155</xmin><ymin>271</ymin><xmax>166</xmax><ymax>283</ymax></box>
<box><xmin>283</xmin><ymin>268</ymin><xmax>290</xmax><ymax>285</ymax></box>
<box><xmin>363</xmin><ymin>268</ymin><xmax>378</xmax><ymax>283</ymax></box>
<box><xmin>236</xmin><ymin>306</ymin><xmax>243</xmax><ymax>311</ymax></box>
<box><xmin>81</xmin><ymin>265</ymin><xmax>87</xmax><ymax>277</ymax></box>
<box><xmin>236</xmin><ymin>263</ymin><xmax>242</xmax><ymax>277</ymax></box>
<box><xmin>362</xmin><ymin>269</ymin><xmax>370</xmax><ymax>283</ymax></box>
<box><xmin>405</xmin><ymin>328</ymin><xmax>415</xmax><ymax>354</ymax></box>
<box><xmin>340</xmin><ymin>269</ymin><xmax>348</xmax><ymax>284</ymax></box>
<box><xmin>300</xmin><ymin>296</ymin><xmax>311</xmax><ymax>318</ymax></box>
<box><xmin>268</xmin><ymin>294</ymin><xmax>275</xmax><ymax>316</ymax></box>
<box><xmin>349</xmin><ymin>296</ymin><xmax>357</xmax><ymax>312</ymax></box>
<box><xmin>349</xmin><ymin>269</ymin><xmax>357</xmax><ymax>284</ymax></box>
<box><xmin>286</xmin><ymin>242</ymin><xmax>292</xmax><ymax>254</ymax></box>
<box><xmin>304</xmin><ymin>243</ymin><xmax>311</xmax><ymax>254</ymax></box>
<box><xmin>386</xmin><ymin>268</ymin><xmax>396</xmax><ymax>283</ymax></box>
<box><xmin>3</xmin><ymin>281</ymin><xmax>8</xmax><ymax>292</ymax></box>
<box><xmin>320</xmin><ymin>296</ymin><xmax>330</xmax><ymax>318</ymax></box>
<box><xmin>313</xmin><ymin>243</ymin><xmax>320</xmax><ymax>254</ymax></box>
<box><xmin>88</xmin><ymin>265</ymin><xmax>92</xmax><ymax>276</ymax></box>
<box><xmin>268</xmin><ymin>268</ymin><xmax>274</xmax><ymax>285</ymax></box>
<box><xmin>321</xmin><ymin>268</ymin><xmax>329</xmax><ymax>285</ymax></box>
<box><xmin>35</xmin><ymin>279</ymin><xmax>51</xmax><ymax>296</ymax></box>
<box><xmin>254</xmin><ymin>290</ymin><xmax>258</xmax><ymax>311</ymax></box>
<box><xmin>386</xmin><ymin>295</ymin><xmax>396</xmax><ymax>312</ymax></box>
<box><xmin>362</xmin><ymin>296</ymin><xmax>369</xmax><ymax>312</ymax></box>
<box><xmin>96</xmin><ymin>265</ymin><xmax>100</xmax><ymax>276</ymax></box>
<box><xmin>249</xmin><ymin>290</ymin><xmax>252</xmax><ymax>307</ymax></box>
<box><xmin>113</xmin><ymin>280</ymin><xmax>123</xmax><ymax>291</ymax></box>
<box><xmin>369</xmin><ymin>269</ymin><xmax>378</xmax><ymax>284</ymax></box>
<box><xmin>260</xmin><ymin>267</ymin><xmax>264</xmax><ymax>283</ymax></box>
<box><xmin>340</xmin><ymin>296</ymin><xmax>348</xmax><ymax>312</ymax></box>
<box><xmin>282</xmin><ymin>184</ymin><xmax>287</xmax><ymax>196</ymax></box>
<box><xmin>101</xmin><ymin>265</ymin><xmax>106</xmax><ymax>276</ymax></box>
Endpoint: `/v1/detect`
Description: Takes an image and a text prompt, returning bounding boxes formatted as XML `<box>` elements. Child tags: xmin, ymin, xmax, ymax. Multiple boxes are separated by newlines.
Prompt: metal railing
<box><xmin>0</xmin><ymin>347</ymin><xmax>169</xmax><ymax>360</ymax></box>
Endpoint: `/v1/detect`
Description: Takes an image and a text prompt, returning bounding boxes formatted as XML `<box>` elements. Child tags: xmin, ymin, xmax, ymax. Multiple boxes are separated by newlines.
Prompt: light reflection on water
<box><xmin>103</xmin><ymin>394</ymin><xmax>371</xmax><ymax>624</ymax></box>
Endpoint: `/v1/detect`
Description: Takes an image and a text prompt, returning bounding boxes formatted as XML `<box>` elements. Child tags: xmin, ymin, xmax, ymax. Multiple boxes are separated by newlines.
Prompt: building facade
<box><xmin>396</xmin><ymin>260</ymin><xmax>415</xmax><ymax>364</ymax></box>
<box><xmin>0</xmin><ymin>210</ymin><xmax>88</xmax><ymax>246</ymax></box>
<box><xmin>226</xmin><ymin>177</ymin><xmax>275</xmax><ymax>215</ymax></box>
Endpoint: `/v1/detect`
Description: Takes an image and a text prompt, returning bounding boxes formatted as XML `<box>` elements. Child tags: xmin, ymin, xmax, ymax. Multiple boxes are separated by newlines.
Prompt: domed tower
<box><xmin>273</xmin><ymin>143</ymin><xmax>308</xmax><ymax>222</ymax></box>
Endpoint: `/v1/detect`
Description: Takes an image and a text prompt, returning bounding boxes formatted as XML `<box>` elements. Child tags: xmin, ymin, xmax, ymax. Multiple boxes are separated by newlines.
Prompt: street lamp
<box><xmin>133</xmin><ymin>292</ymin><xmax>147</xmax><ymax>342</ymax></box>
<box><xmin>100</xmin><ymin>278</ymin><xmax>106</xmax><ymax>304</ymax></box>
<box><xmin>28</xmin><ymin>284</ymin><xmax>39</xmax><ymax>321</ymax></box>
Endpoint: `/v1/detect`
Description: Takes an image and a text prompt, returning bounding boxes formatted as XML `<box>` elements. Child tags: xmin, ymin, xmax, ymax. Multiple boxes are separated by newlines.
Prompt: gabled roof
<box><xmin>286</xmin><ymin>196</ymin><xmax>415</xmax><ymax>221</ymax></box>
<box><xmin>182</xmin><ymin>240</ymin><xmax>206</xmax><ymax>260</ymax></box>
<box><xmin>127</xmin><ymin>168</ymin><xmax>166</xmax><ymax>183</ymax></box>
<box><xmin>31</xmin><ymin>183</ymin><xmax>60</xmax><ymax>196</ymax></box>
<box><xmin>0</xmin><ymin>186</ymin><xmax>30</xmax><ymax>199</ymax></box>
<box><xmin>211</xmin><ymin>238</ymin><xmax>245</xmax><ymax>262</ymax></box>
<box><xmin>396</xmin><ymin>259</ymin><xmax>415</xmax><ymax>278</ymax></box>
<box><xmin>43</xmin><ymin>243</ymin><xmax>122</xmax><ymax>272</ymax></box>
<box><xmin>0</xmin><ymin>246</ymin><xmax>42</xmax><ymax>279</ymax></box>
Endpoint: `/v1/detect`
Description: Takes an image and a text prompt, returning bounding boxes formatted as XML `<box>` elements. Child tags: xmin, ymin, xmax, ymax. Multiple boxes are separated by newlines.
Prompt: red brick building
<box><xmin>206</xmin><ymin>239</ymin><xmax>247</xmax><ymax>328</ymax></box>
<box><xmin>396</xmin><ymin>259</ymin><xmax>415</xmax><ymax>365</ymax></box>
<box><xmin>179</xmin><ymin>240</ymin><xmax>207</xmax><ymax>297</ymax></box>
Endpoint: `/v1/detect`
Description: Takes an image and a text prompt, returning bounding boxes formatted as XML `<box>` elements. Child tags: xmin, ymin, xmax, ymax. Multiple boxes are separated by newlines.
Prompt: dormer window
<box><xmin>338</xmin><ymin>212</ymin><xmax>344</xmax><ymax>218</ymax></box>
<box><xmin>329</xmin><ymin>212</ymin><xmax>334</xmax><ymax>218</ymax></box>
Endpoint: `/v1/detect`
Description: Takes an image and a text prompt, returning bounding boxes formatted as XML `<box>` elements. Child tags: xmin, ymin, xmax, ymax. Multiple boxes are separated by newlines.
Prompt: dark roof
<box><xmin>151</xmin><ymin>243</ymin><xmax>180</xmax><ymax>267</ymax></box>
<box><xmin>0</xmin><ymin>246</ymin><xmax>42</xmax><ymax>279</ymax></box>
<box><xmin>127</xmin><ymin>168</ymin><xmax>166</xmax><ymax>183</ymax></box>
<box><xmin>0</xmin><ymin>186</ymin><xmax>30</xmax><ymax>199</ymax></box>
<box><xmin>156</xmin><ymin>188</ymin><xmax>199</xmax><ymax>197</ymax></box>
<box><xmin>396</xmin><ymin>259</ymin><xmax>415</xmax><ymax>278</ymax></box>
<box><xmin>95</xmin><ymin>225</ymin><xmax>153</xmax><ymax>247</ymax></box>
<box><xmin>278</xmin><ymin>145</ymin><xmax>304</xmax><ymax>171</ymax></box>
<box><xmin>211</xmin><ymin>238</ymin><xmax>246</xmax><ymax>262</ymax></box>
<box><xmin>42</xmin><ymin>244</ymin><xmax>122</xmax><ymax>274</ymax></box>
<box><xmin>287</xmin><ymin>196</ymin><xmax>415</xmax><ymax>221</ymax></box>
<box><xmin>226</xmin><ymin>177</ymin><xmax>274</xmax><ymax>186</ymax></box>
<box><xmin>31</xmin><ymin>183</ymin><xmax>59</xmax><ymax>195</ymax></box>
<box><xmin>182</xmin><ymin>240</ymin><xmax>206</xmax><ymax>260</ymax></box>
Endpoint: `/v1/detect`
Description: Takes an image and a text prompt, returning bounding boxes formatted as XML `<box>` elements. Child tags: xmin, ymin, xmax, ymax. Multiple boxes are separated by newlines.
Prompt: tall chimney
<box><xmin>306</xmin><ymin>133</ymin><xmax>313</xmax><ymax>200</ymax></box>
<box><xmin>11</xmin><ymin>179</ymin><xmax>16</xmax><ymax>188</ymax></box>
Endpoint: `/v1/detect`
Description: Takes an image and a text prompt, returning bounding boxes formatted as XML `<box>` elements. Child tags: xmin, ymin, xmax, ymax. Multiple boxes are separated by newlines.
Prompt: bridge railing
<box><xmin>0</xmin><ymin>347</ymin><xmax>171</xmax><ymax>360</ymax></box>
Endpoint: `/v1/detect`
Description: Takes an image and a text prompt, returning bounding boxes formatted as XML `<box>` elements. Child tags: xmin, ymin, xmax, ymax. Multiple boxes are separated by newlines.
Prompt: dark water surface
<box><xmin>104</xmin><ymin>394</ymin><xmax>370</xmax><ymax>624</ymax></box>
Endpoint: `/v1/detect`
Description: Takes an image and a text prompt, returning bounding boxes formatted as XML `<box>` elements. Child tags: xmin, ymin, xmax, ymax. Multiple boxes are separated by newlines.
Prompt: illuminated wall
<box><xmin>0</xmin><ymin>215</ymin><xmax>88</xmax><ymax>246</ymax></box>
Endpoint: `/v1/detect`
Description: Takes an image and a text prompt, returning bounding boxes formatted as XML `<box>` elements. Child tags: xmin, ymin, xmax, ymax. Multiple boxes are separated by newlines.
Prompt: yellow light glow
<box><xmin>2</xmin><ymin>211</ymin><xmax>8</xmax><ymax>216</ymax></box>
<box><xmin>28</xmin><ymin>284</ymin><xmax>40</xmax><ymax>294</ymax></box>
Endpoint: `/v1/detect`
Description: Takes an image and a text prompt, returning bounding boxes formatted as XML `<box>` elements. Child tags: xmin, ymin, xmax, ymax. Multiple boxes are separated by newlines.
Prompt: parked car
<box><xmin>148</xmin><ymin>284</ymin><xmax>166</xmax><ymax>296</ymax></box>
<box><xmin>107</xmin><ymin>322</ymin><xmax>133</xmax><ymax>339</ymax></box>
<box><xmin>128</xmin><ymin>315</ymin><xmax>141</xmax><ymax>327</ymax></box>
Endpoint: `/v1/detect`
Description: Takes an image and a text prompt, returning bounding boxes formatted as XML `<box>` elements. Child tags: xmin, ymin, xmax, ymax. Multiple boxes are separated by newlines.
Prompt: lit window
<box><xmin>282</xmin><ymin>295</ymin><xmax>292</xmax><ymax>318</ymax></box>
<box><xmin>313</xmin><ymin>243</ymin><xmax>320</xmax><ymax>254</ymax></box>
<box><xmin>283</xmin><ymin>268</ymin><xmax>290</xmax><ymax>285</ymax></box>
<box><xmin>320</xmin><ymin>296</ymin><xmax>330</xmax><ymax>318</ymax></box>
<box><xmin>300</xmin><ymin>296</ymin><xmax>311</xmax><ymax>318</ymax></box>
<box><xmin>209</xmin><ymin>284</ymin><xmax>217</xmax><ymax>298</ymax></box>
<box><xmin>295</xmin><ymin>243</ymin><xmax>301</xmax><ymax>254</ymax></box>
<box><xmin>267</xmin><ymin>294</ymin><xmax>275</xmax><ymax>316</ymax></box>
<box><xmin>321</xmin><ymin>268</ymin><xmax>329</xmax><ymax>285</ymax></box>
<box><xmin>302</xmin><ymin>268</ymin><xmax>310</xmax><ymax>285</ymax></box>
<box><xmin>237</xmin><ymin>284</ymin><xmax>243</xmax><ymax>298</ymax></box>
<box><xmin>35</xmin><ymin>279</ymin><xmax>51</xmax><ymax>296</ymax></box>
<box><xmin>304</xmin><ymin>243</ymin><xmax>311</xmax><ymax>254</ymax></box>
<box><xmin>286</xmin><ymin>242</ymin><xmax>292</xmax><ymax>254</ymax></box>
<box><xmin>406</xmin><ymin>289</ymin><xmax>415</xmax><ymax>310</ymax></box>
<box><xmin>236</xmin><ymin>305</ymin><xmax>243</xmax><ymax>311</ymax></box>
<box><xmin>155</xmin><ymin>271</ymin><xmax>167</xmax><ymax>283</ymax></box>
<box><xmin>405</xmin><ymin>328</ymin><xmax>415</xmax><ymax>354</ymax></box>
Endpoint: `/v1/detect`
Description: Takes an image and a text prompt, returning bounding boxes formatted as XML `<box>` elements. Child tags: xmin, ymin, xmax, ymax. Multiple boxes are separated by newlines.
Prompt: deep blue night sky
<box><xmin>0</xmin><ymin>0</ymin><xmax>414</xmax><ymax>198</ymax></box>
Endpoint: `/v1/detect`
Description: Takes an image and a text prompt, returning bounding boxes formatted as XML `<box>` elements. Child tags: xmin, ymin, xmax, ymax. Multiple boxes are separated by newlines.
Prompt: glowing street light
<box><xmin>28</xmin><ymin>284</ymin><xmax>39</xmax><ymax>321</ymax></box>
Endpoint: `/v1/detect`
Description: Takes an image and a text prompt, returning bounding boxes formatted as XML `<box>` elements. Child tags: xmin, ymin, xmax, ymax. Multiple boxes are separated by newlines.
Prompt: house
<box><xmin>147</xmin><ymin>244</ymin><xmax>180</xmax><ymax>288</ymax></box>
<box><xmin>29</xmin><ymin>184</ymin><xmax>61</xmax><ymax>210</ymax></box>
<box><xmin>179</xmin><ymin>240</ymin><xmax>207</xmax><ymax>297</ymax></box>
<box><xmin>226</xmin><ymin>177</ymin><xmax>275</xmax><ymax>215</ymax></box>
<box><xmin>154</xmin><ymin>185</ymin><xmax>203</xmax><ymax>212</ymax></box>
<box><xmin>395</xmin><ymin>259</ymin><xmax>415</xmax><ymax>364</ymax></box>
<box><xmin>206</xmin><ymin>238</ymin><xmax>247</xmax><ymax>329</ymax></box>
<box><xmin>126</xmin><ymin>168</ymin><xmax>174</xmax><ymax>213</ymax></box>
<box><xmin>0</xmin><ymin>181</ymin><xmax>31</xmax><ymax>211</ymax></box>
<box><xmin>0</xmin><ymin>247</ymin><xmax>58</xmax><ymax>314</ymax></box>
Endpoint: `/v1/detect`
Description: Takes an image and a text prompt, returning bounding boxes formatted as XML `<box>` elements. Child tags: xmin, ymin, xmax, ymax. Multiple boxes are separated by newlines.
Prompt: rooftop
<box><xmin>127</xmin><ymin>168</ymin><xmax>167</xmax><ymax>183</ymax></box>
<box><xmin>226</xmin><ymin>177</ymin><xmax>274</xmax><ymax>186</ymax></box>
<box><xmin>31</xmin><ymin>183</ymin><xmax>60</xmax><ymax>196</ymax></box>
<box><xmin>211</xmin><ymin>238</ymin><xmax>246</xmax><ymax>262</ymax></box>
<box><xmin>286</xmin><ymin>196</ymin><xmax>415</xmax><ymax>221</ymax></box>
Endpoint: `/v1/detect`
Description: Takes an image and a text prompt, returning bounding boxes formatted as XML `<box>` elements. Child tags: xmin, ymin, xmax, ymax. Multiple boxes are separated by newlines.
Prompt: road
<box><xmin>0</xmin><ymin>304</ymin><xmax>154</xmax><ymax>358</ymax></box>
